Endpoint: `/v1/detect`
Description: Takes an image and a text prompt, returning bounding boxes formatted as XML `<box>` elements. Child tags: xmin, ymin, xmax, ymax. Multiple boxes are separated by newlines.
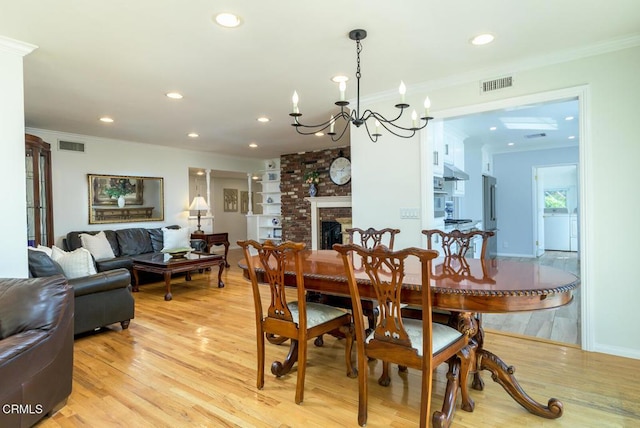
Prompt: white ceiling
<box><xmin>2</xmin><ymin>1</ymin><xmax>639</xmax><ymax>159</ymax></box>
<box><xmin>444</xmin><ymin>98</ymin><xmax>580</xmax><ymax>154</ymax></box>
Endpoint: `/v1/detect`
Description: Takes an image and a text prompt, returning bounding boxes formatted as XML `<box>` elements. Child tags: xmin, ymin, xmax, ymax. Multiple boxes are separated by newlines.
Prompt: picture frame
<box><xmin>88</xmin><ymin>174</ymin><xmax>164</xmax><ymax>224</ymax></box>
<box><xmin>240</xmin><ymin>190</ymin><xmax>251</xmax><ymax>214</ymax></box>
<box><xmin>224</xmin><ymin>188</ymin><xmax>238</xmax><ymax>212</ymax></box>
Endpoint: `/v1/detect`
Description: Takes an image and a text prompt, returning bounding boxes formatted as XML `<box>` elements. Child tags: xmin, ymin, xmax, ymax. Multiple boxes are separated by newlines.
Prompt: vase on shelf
<box><xmin>117</xmin><ymin>195</ymin><xmax>126</xmax><ymax>208</ymax></box>
<box><xmin>309</xmin><ymin>183</ymin><xmax>317</xmax><ymax>197</ymax></box>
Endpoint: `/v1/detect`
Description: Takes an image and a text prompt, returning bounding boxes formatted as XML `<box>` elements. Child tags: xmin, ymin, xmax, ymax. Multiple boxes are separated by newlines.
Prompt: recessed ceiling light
<box><xmin>249</xmin><ymin>143</ymin><xmax>258</xmax><ymax>148</ymax></box>
<box><xmin>257</xmin><ymin>117</ymin><xmax>270</xmax><ymax>123</ymax></box>
<box><xmin>568</xmin><ymin>135</ymin><xmax>576</xmax><ymax>140</ymax></box>
<box><xmin>99</xmin><ymin>117</ymin><xmax>114</xmax><ymax>123</ymax></box>
<box><xmin>214</xmin><ymin>13</ymin><xmax>242</xmax><ymax>28</ymax></box>
<box><xmin>331</xmin><ymin>75</ymin><xmax>349</xmax><ymax>83</ymax></box>
<box><xmin>507</xmin><ymin>142</ymin><xmax>515</xmax><ymax>146</ymax></box>
<box><xmin>188</xmin><ymin>133</ymin><xmax>199</xmax><ymax>138</ymax></box>
<box><xmin>166</xmin><ymin>92</ymin><xmax>183</xmax><ymax>99</ymax></box>
<box><xmin>315</xmin><ymin>132</ymin><xmax>324</xmax><ymax>137</ymax></box>
<box><xmin>489</xmin><ymin>126</ymin><xmax>497</xmax><ymax>131</ymax></box>
<box><xmin>470</xmin><ymin>33</ymin><xmax>495</xmax><ymax>46</ymax></box>
<box><xmin>565</xmin><ymin>116</ymin><xmax>575</xmax><ymax>121</ymax></box>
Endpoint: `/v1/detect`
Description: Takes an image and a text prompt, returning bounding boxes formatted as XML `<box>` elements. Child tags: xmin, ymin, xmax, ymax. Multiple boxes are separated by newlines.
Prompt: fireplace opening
<box><xmin>321</xmin><ymin>221</ymin><xmax>342</xmax><ymax>250</ymax></box>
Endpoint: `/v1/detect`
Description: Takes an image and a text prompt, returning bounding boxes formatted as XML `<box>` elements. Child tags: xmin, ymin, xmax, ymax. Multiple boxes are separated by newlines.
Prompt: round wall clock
<box><xmin>329</xmin><ymin>156</ymin><xmax>351</xmax><ymax>185</ymax></box>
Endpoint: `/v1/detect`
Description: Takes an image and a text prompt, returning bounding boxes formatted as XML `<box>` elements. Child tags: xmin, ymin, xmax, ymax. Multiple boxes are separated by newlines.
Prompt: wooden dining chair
<box><xmin>345</xmin><ymin>227</ymin><xmax>401</xmax><ymax>249</ymax></box>
<box><xmin>311</xmin><ymin>227</ymin><xmax>401</xmax><ymax>345</ymax></box>
<box><xmin>238</xmin><ymin>239</ymin><xmax>355</xmax><ymax>404</ymax></box>
<box><xmin>423</xmin><ymin>228</ymin><xmax>495</xmax><ymax>260</ymax></box>
<box><xmin>416</xmin><ymin>229</ymin><xmax>496</xmax><ymax>324</ymax></box>
<box><xmin>334</xmin><ymin>243</ymin><xmax>473</xmax><ymax>427</ymax></box>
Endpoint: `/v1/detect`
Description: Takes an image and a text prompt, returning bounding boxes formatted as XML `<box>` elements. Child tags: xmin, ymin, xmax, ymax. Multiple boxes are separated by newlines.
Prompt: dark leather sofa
<box><xmin>28</xmin><ymin>249</ymin><xmax>135</xmax><ymax>335</ymax></box>
<box><xmin>64</xmin><ymin>225</ymin><xmax>204</xmax><ymax>272</ymax></box>
<box><xmin>0</xmin><ymin>275</ymin><xmax>74</xmax><ymax>428</ymax></box>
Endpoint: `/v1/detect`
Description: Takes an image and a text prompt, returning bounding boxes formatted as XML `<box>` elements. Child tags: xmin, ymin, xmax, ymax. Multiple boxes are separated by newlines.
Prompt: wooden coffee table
<box><xmin>132</xmin><ymin>252</ymin><xmax>225</xmax><ymax>301</ymax></box>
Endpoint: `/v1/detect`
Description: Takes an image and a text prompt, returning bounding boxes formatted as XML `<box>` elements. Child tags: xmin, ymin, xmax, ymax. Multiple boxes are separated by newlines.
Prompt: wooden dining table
<box><xmin>239</xmin><ymin>249</ymin><xmax>580</xmax><ymax>419</ymax></box>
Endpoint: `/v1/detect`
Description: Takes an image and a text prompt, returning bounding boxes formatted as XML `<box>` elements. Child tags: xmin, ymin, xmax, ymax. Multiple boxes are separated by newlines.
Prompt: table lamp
<box><xmin>189</xmin><ymin>195</ymin><xmax>209</xmax><ymax>234</ymax></box>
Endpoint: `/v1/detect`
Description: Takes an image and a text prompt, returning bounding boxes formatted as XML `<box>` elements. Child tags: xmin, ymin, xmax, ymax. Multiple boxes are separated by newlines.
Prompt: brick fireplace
<box><xmin>306</xmin><ymin>196</ymin><xmax>352</xmax><ymax>250</ymax></box>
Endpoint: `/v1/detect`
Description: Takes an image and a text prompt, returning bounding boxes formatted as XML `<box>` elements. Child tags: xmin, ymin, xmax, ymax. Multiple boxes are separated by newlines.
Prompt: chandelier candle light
<box><xmin>290</xmin><ymin>29</ymin><xmax>433</xmax><ymax>143</ymax></box>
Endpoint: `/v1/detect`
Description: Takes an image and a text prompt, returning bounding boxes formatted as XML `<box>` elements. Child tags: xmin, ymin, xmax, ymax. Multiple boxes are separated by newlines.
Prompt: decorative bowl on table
<box><xmin>161</xmin><ymin>247</ymin><xmax>192</xmax><ymax>259</ymax></box>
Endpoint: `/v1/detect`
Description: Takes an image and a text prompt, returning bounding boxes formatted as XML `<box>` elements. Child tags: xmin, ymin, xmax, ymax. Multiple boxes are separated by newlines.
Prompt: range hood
<box><xmin>443</xmin><ymin>163</ymin><xmax>469</xmax><ymax>181</ymax></box>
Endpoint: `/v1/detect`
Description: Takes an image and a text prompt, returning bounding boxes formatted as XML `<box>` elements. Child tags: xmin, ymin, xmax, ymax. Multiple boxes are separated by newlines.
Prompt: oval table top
<box><xmin>239</xmin><ymin>249</ymin><xmax>580</xmax><ymax>313</ymax></box>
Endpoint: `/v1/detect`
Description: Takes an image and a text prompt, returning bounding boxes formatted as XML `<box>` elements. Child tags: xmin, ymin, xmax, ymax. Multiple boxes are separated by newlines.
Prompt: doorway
<box><xmin>426</xmin><ymin>88</ymin><xmax>585</xmax><ymax>346</ymax></box>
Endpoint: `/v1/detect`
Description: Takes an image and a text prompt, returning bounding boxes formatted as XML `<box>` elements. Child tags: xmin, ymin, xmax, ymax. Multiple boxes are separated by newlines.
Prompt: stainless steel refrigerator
<box><xmin>482</xmin><ymin>175</ymin><xmax>498</xmax><ymax>259</ymax></box>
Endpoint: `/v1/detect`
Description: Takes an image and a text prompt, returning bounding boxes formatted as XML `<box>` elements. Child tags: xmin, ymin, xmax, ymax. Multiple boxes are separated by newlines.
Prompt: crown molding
<box><xmin>359</xmin><ymin>34</ymin><xmax>640</xmax><ymax>104</ymax></box>
<box><xmin>0</xmin><ymin>35</ymin><xmax>38</xmax><ymax>57</ymax></box>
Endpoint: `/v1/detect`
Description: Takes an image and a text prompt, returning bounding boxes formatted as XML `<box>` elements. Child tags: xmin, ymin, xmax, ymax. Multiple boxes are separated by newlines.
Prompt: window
<box><xmin>544</xmin><ymin>189</ymin><xmax>568</xmax><ymax>208</ymax></box>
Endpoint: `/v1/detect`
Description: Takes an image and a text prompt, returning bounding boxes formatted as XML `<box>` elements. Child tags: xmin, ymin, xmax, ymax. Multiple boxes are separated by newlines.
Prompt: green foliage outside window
<box><xmin>544</xmin><ymin>189</ymin><xmax>567</xmax><ymax>208</ymax></box>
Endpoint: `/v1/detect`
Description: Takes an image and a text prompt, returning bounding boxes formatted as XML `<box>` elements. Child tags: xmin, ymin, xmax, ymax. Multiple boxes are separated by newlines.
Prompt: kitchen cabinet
<box><xmin>26</xmin><ymin>134</ymin><xmax>54</xmax><ymax>247</ymax></box>
<box><xmin>570</xmin><ymin>214</ymin><xmax>578</xmax><ymax>251</ymax></box>
<box><xmin>544</xmin><ymin>214</ymin><xmax>570</xmax><ymax>251</ymax></box>
<box><xmin>481</xmin><ymin>146</ymin><xmax>493</xmax><ymax>174</ymax></box>
<box><xmin>429</xmin><ymin>121</ymin><xmax>445</xmax><ymax>177</ymax></box>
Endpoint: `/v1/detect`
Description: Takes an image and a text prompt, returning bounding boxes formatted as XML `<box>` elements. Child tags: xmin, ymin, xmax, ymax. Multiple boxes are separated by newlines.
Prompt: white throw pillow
<box><xmin>51</xmin><ymin>246</ymin><xmax>97</xmax><ymax>278</ymax></box>
<box><xmin>28</xmin><ymin>245</ymin><xmax>53</xmax><ymax>257</ymax></box>
<box><xmin>162</xmin><ymin>227</ymin><xmax>191</xmax><ymax>251</ymax></box>
<box><xmin>80</xmin><ymin>231</ymin><xmax>115</xmax><ymax>261</ymax></box>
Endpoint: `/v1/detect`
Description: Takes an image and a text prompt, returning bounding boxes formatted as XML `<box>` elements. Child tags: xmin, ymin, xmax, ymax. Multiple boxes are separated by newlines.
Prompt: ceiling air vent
<box><xmin>58</xmin><ymin>140</ymin><xmax>85</xmax><ymax>153</ymax></box>
<box><xmin>480</xmin><ymin>76</ymin><xmax>513</xmax><ymax>94</ymax></box>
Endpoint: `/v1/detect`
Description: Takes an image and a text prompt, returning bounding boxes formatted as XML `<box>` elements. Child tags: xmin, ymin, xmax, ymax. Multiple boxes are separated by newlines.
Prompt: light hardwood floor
<box><xmin>483</xmin><ymin>251</ymin><xmax>581</xmax><ymax>345</ymax></box>
<box><xmin>38</xmin><ymin>249</ymin><xmax>638</xmax><ymax>428</ymax></box>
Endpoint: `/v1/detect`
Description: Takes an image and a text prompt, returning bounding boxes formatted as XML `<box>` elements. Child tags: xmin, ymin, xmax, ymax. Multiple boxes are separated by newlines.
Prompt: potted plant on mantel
<box><xmin>304</xmin><ymin>171</ymin><xmax>319</xmax><ymax>197</ymax></box>
<box><xmin>104</xmin><ymin>178</ymin><xmax>136</xmax><ymax>208</ymax></box>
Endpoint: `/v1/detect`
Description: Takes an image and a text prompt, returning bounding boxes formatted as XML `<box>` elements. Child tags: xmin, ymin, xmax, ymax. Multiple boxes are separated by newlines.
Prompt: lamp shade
<box><xmin>189</xmin><ymin>196</ymin><xmax>209</xmax><ymax>211</ymax></box>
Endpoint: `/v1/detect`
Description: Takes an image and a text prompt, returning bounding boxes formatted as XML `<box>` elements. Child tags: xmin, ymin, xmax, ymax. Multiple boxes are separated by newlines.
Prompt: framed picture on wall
<box><xmin>240</xmin><ymin>191</ymin><xmax>251</xmax><ymax>214</ymax></box>
<box><xmin>224</xmin><ymin>188</ymin><xmax>238</xmax><ymax>212</ymax></box>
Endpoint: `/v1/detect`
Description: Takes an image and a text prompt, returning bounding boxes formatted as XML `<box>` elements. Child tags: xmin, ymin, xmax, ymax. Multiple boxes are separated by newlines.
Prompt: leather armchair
<box><xmin>0</xmin><ymin>275</ymin><xmax>74</xmax><ymax>427</ymax></box>
<box><xmin>28</xmin><ymin>249</ymin><xmax>135</xmax><ymax>335</ymax></box>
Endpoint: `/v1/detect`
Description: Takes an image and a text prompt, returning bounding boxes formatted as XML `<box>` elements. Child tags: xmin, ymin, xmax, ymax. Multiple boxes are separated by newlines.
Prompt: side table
<box><xmin>191</xmin><ymin>232</ymin><xmax>231</xmax><ymax>267</ymax></box>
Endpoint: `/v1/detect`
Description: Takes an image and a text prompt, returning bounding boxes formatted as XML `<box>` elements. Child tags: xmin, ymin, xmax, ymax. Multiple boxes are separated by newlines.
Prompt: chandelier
<box><xmin>290</xmin><ymin>29</ymin><xmax>433</xmax><ymax>143</ymax></box>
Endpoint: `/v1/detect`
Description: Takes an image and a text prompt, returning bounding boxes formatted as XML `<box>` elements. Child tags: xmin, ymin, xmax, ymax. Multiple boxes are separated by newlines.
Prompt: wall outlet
<box><xmin>503</xmin><ymin>241</ymin><xmax>509</xmax><ymax>248</ymax></box>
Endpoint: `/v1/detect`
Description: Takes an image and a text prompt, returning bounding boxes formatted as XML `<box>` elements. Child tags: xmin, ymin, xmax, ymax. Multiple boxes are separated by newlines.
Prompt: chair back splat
<box><xmin>238</xmin><ymin>239</ymin><xmax>355</xmax><ymax>405</ymax></box>
<box><xmin>423</xmin><ymin>228</ymin><xmax>495</xmax><ymax>259</ymax></box>
<box><xmin>333</xmin><ymin>243</ymin><xmax>473</xmax><ymax>428</ymax></box>
<box><xmin>346</xmin><ymin>227</ymin><xmax>401</xmax><ymax>250</ymax></box>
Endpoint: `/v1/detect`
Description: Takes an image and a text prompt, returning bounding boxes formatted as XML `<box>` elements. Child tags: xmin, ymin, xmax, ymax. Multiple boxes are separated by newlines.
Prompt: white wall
<box><xmin>0</xmin><ymin>37</ymin><xmax>36</xmax><ymax>277</ymax></box>
<box><xmin>493</xmin><ymin>147</ymin><xmax>578</xmax><ymax>256</ymax></box>
<box><xmin>25</xmin><ymin>128</ymin><xmax>264</xmax><ymax>248</ymax></box>
<box><xmin>352</xmin><ymin>45</ymin><xmax>640</xmax><ymax>359</ymax></box>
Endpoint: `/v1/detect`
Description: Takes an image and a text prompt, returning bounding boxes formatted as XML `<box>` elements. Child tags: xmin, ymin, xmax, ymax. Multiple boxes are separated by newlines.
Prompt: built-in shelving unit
<box><xmin>247</xmin><ymin>158</ymin><xmax>282</xmax><ymax>243</ymax></box>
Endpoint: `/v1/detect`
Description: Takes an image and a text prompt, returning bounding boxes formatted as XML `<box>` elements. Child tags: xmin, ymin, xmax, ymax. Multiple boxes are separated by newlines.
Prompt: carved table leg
<box><xmin>453</xmin><ymin>311</ymin><xmax>564</xmax><ymax>419</ymax></box>
<box><xmin>164</xmin><ymin>272</ymin><xmax>173</xmax><ymax>301</ymax></box>
<box><xmin>271</xmin><ymin>339</ymin><xmax>298</xmax><ymax>377</ymax></box>
<box><xmin>217</xmin><ymin>261</ymin><xmax>225</xmax><ymax>288</ymax></box>
<box><xmin>478</xmin><ymin>348</ymin><xmax>564</xmax><ymax>418</ymax></box>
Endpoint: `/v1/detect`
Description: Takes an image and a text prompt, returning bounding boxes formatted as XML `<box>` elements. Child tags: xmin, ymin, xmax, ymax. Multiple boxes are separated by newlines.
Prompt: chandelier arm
<box><xmin>367</xmin><ymin>108</ymin><xmax>406</xmax><ymax>124</ymax></box>
<box><xmin>362</xmin><ymin>120</ymin><xmax>379</xmax><ymax>143</ymax></box>
<box><xmin>374</xmin><ymin>117</ymin><xmax>427</xmax><ymax>139</ymax></box>
<box><xmin>330</xmin><ymin>120</ymin><xmax>352</xmax><ymax>142</ymax></box>
<box><xmin>291</xmin><ymin>110</ymin><xmax>351</xmax><ymax>133</ymax></box>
